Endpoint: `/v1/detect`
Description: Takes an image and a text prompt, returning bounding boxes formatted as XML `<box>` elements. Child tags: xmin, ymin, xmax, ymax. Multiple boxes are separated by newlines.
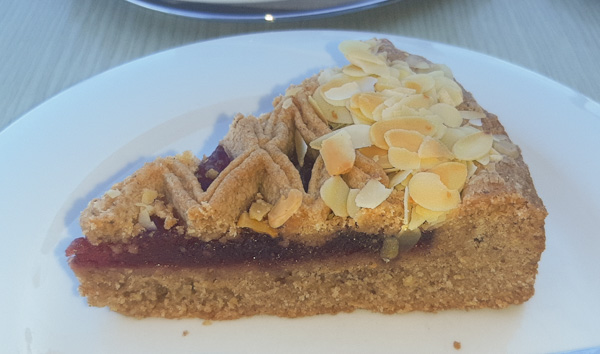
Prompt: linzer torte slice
<box><xmin>66</xmin><ymin>39</ymin><xmax>546</xmax><ymax>320</ymax></box>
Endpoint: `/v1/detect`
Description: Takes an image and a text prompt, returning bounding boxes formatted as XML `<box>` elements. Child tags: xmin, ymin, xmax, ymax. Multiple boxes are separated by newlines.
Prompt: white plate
<box><xmin>1</xmin><ymin>30</ymin><xmax>599</xmax><ymax>354</ymax></box>
<box><xmin>127</xmin><ymin>0</ymin><xmax>394</xmax><ymax>21</ymax></box>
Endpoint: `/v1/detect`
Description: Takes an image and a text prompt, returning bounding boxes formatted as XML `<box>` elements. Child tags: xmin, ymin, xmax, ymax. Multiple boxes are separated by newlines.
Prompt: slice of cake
<box><xmin>66</xmin><ymin>39</ymin><xmax>546</xmax><ymax>320</ymax></box>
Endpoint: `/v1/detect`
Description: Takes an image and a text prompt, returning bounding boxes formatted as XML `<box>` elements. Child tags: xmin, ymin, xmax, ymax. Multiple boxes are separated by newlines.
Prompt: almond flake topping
<box><xmin>275</xmin><ymin>39</ymin><xmax>518</xmax><ymax>232</ymax></box>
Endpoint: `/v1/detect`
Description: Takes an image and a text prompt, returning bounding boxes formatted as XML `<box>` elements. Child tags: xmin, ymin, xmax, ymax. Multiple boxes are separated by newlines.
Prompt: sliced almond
<box><xmin>384</xmin><ymin>129</ymin><xmax>424</xmax><ymax>152</ymax></box>
<box><xmin>428</xmin><ymin>161</ymin><xmax>468</xmax><ymax>190</ymax></box>
<box><xmin>408</xmin><ymin>172</ymin><xmax>460</xmax><ymax>212</ymax></box>
<box><xmin>452</xmin><ymin>131</ymin><xmax>494</xmax><ymax>161</ymax></box>
<box><xmin>355</xmin><ymin>179</ymin><xmax>392</xmax><ymax>209</ymax></box>
<box><xmin>375</xmin><ymin>76</ymin><xmax>402</xmax><ymax>91</ymax></box>
<box><xmin>419</xmin><ymin>157</ymin><xmax>445</xmax><ymax>170</ymax></box>
<box><xmin>346</xmin><ymin>188</ymin><xmax>361</xmax><ymax>219</ymax></box>
<box><xmin>311</xmin><ymin>86</ymin><xmax>354</xmax><ymax>124</ymax></box>
<box><xmin>141</xmin><ymin>188</ymin><xmax>158</xmax><ymax>205</ymax></box>
<box><xmin>429</xmin><ymin>103</ymin><xmax>463</xmax><ymax>128</ymax></box>
<box><xmin>248</xmin><ymin>199</ymin><xmax>273</xmax><ymax>221</ymax></box>
<box><xmin>418</xmin><ymin>136</ymin><xmax>454</xmax><ymax>159</ymax></box>
<box><xmin>268</xmin><ymin>189</ymin><xmax>303</xmax><ymax>228</ymax></box>
<box><xmin>294</xmin><ymin>129</ymin><xmax>307</xmax><ymax>167</ymax></box>
<box><xmin>414</xmin><ymin>204</ymin><xmax>446</xmax><ymax>224</ymax></box>
<box><xmin>106</xmin><ymin>189</ymin><xmax>121</xmax><ymax>198</ymax></box>
<box><xmin>407</xmin><ymin>206</ymin><xmax>426</xmax><ymax>230</ymax></box>
<box><xmin>138</xmin><ymin>207</ymin><xmax>157</xmax><ymax>231</ymax></box>
<box><xmin>389</xmin><ymin>169</ymin><xmax>412</xmax><ymax>188</ymax></box>
<box><xmin>388</xmin><ymin>147</ymin><xmax>421</xmax><ymax>170</ymax></box>
<box><xmin>398</xmin><ymin>94</ymin><xmax>435</xmax><ymax>110</ymax></box>
<box><xmin>339</xmin><ymin>41</ymin><xmax>390</xmax><ymax>77</ymax></box>
<box><xmin>493</xmin><ymin>139</ymin><xmax>520</xmax><ymax>158</ymax></box>
<box><xmin>351</xmin><ymin>92</ymin><xmax>386</xmax><ymax>121</ymax></box>
<box><xmin>320</xmin><ymin>130</ymin><xmax>356</xmax><ymax>176</ymax></box>
<box><xmin>238</xmin><ymin>212</ymin><xmax>278</xmax><ymax>237</ymax></box>
<box><xmin>358</xmin><ymin>145</ymin><xmax>388</xmax><ymax>159</ymax></box>
<box><xmin>320</xmin><ymin>176</ymin><xmax>350</xmax><ymax>217</ymax></box>
<box><xmin>381</xmin><ymin>103</ymin><xmax>421</xmax><ymax>121</ymax></box>
<box><xmin>310</xmin><ymin>124</ymin><xmax>372</xmax><ymax>150</ymax></box>
<box><xmin>459</xmin><ymin>110</ymin><xmax>486</xmax><ymax>120</ymax></box>
<box><xmin>343</xmin><ymin>64</ymin><xmax>368</xmax><ymax>77</ymax></box>
<box><xmin>434</xmin><ymin>76</ymin><xmax>464</xmax><ymax>106</ymax></box>
<box><xmin>401</xmin><ymin>74</ymin><xmax>435</xmax><ymax>93</ymax></box>
<box><xmin>370</xmin><ymin>117</ymin><xmax>437</xmax><ymax>149</ymax></box>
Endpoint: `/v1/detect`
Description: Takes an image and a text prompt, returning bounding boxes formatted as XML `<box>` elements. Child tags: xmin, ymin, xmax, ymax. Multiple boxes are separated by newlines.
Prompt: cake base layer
<box><xmin>69</xmin><ymin>200</ymin><xmax>545</xmax><ymax>319</ymax></box>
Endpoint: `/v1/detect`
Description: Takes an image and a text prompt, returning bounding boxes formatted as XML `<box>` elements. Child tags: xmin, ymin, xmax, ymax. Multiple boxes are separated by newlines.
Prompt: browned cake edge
<box><xmin>70</xmin><ymin>181</ymin><xmax>545</xmax><ymax>320</ymax></box>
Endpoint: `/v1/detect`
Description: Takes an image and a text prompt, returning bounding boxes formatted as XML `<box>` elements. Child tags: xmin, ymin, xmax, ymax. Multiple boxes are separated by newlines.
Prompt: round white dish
<box><xmin>1</xmin><ymin>30</ymin><xmax>599</xmax><ymax>353</ymax></box>
<box><xmin>126</xmin><ymin>0</ymin><xmax>395</xmax><ymax>21</ymax></box>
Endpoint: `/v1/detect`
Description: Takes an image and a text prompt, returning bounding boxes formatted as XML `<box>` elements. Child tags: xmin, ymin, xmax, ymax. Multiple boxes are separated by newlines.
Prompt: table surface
<box><xmin>1</xmin><ymin>0</ymin><xmax>599</xmax><ymax>133</ymax></box>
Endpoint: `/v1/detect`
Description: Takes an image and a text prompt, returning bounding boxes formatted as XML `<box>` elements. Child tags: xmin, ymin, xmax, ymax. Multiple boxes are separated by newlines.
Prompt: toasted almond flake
<box><xmin>408</xmin><ymin>172</ymin><xmax>460</xmax><ymax>212</ymax></box>
<box><xmin>311</xmin><ymin>86</ymin><xmax>354</xmax><ymax>124</ymax></box>
<box><xmin>249</xmin><ymin>199</ymin><xmax>273</xmax><ymax>221</ymax></box>
<box><xmin>401</xmin><ymin>74</ymin><xmax>435</xmax><ymax>93</ymax></box>
<box><xmin>381</xmin><ymin>103</ymin><xmax>422</xmax><ymax>120</ymax></box>
<box><xmin>469</xmin><ymin>119</ymin><xmax>483</xmax><ymax>127</ymax></box>
<box><xmin>340</xmin><ymin>41</ymin><xmax>390</xmax><ymax>77</ymax></box>
<box><xmin>388</xmin><ymin>147</ymin><xmax>421</xmax><ymax>170</ymax></box>
<box><xmin>323</xmin><ymin>81</ymin><xmax>361</xmax><ymax>105</ymax></box>
<box><xmin>375</xmin><ymin>76</ymin><xmax>402</xmax><ymax>91</ymax></box>
<box><xmin>141</xmin><ymin>188</ymin><xmax>158</xmax><ymax>205</ymax></box>
<box><xmin>311</xmin><ymin>124</ymin><xmax>372</xmax><ymax>150</ymax></box>
<box><xmin>238</xmin><ymin>212</ymin><xmax>278</xmax><ymax>237</ymax></box>
<box><xmin>428</xmin><ymin>162</ymin><xmax>468</xmax><ymax>190</ymax></box>
<box><xmin>106</xmin><ymin>189</ymin><xmax>121</xmax><ymax>198</ymax></box>
<box><xmin>370</xmin><ymin>118</ymin><xmax>437</xmax><ymax>149</ymax></box>
<box><xmin>285</xmin><ymin>86</ymin><xmax>302</xmax><ymax>97</ymax></box>
<box><xmin>268</xmin><ymin>189</ymin><xmax>303</xmax><ymax>228</ymax></box>
<box><xmin>294</xmin><ymin>129</ymin><xmax>307</xmax><ymax>167</ymax></box>
<box><xmin>434</xmin><ymin>76</ymin><xmax>463</xmax><ymax>106</ymax></box>
<box><xmin>414</xmin><ymin>204</ymin><xmax>446</xmax><ymax>223</ymax></box>
<box><xmin>138</xmin><ymin>208</ymin><xmax>157</xmax><ymax>231</ymax></box>
<box><xmin>403</xmin><ymin>185</ymin><xmax>411</xmax><ymax>224</ymax></box>
<box><xmin>358</xmin><ymin>145</ymin><xmax>387</xmax><ymax>159</ymax></box>
<box><xmin>389</xmin><ymin>169</ymin><xmax>412</xmax><ymax>188</ymax></box>
<box><xmin>459</xmin><ymin>110</ymin><xmax>486</xmax><ymax>120</ymax></box>
<box><xmin>476</xmin><ymin>154</ymin><xmax>491</xmax><ymax>165</ymax></box>
<box><xmin>355</xmin><ymin>179</ymin><xmax>392</xmax><ymax>209</ymax></box>
<box><xmin>408</xmin><ymin>206</ymin><xmax>426</xmax><ymax>229</ymax></box>
<box><xmin>320</xmin><ymin>130</ymin><xmax>356</xmax><ymax>176</ymax></box>
<box><xmin>406</xmin><ymin>55</ymin><xmax>431</xmax><ymax>70</ymax></box>
<box><xmin>352</xmin><ymin>92</ymin><xmax>386</xmax><ymax>121</ymax></box>
<box><xmin>418</xmin><ymin>136</ymin><xmax>454</xmax><ymax>159</ymax></box>
<box><xmin>429</xmin><ymin>103</ymin><xmax>463</xmax><ymax>128</ymax></box>
<box><xmin>282</xmin><ymin>98</ymin><xmax>294</xmax><ymax>109</ymax></box>
<box><xmin>466</xmin><ymin>160</ymin><xmax>477</xmax><ymax>177</ymax></box>
<box><xmin>343</xmin><ymin>64</ymin><xmax>368</xmax><ymax>77</ymax></box>
<box><xmin>384</xmin><ymin>129</ymin><xmax>424</xmax><ymax>152</ymax></box>
<box><xmin>419</xmin><ymin>157</ymin><xmax>445</xmax><ymax>170</ymax></box>
<box><xmin>346</xmin><ymin>188</ymin><xmax>361</xmax><ymax>219</ymax></box>
<box><xmin>398</xmin><ymin>94</ymin><xmax>434</xmax><ymax>109</ymax></box>
<box><xmin>373</xmin><ymin>153</ymin><xmax>394</xmax><ymax>169</ymax></box>
<box><xmin>493</xmin><ymin>139</ymin><xmax>520</xmax><ymax>158</ymax></box>
<box><xmin>320</xmin><ymin>176</ymin><xmax>350</xmax><ymax>217</ymax></box>
<box><xmin>452</xmin><ymin>131</ymin><xmax>494</xmax><ymax>161</ymax></box>
<box><xmin>317</xmin><ymin>67</ymin><xmax>343</xmax><ymax>85</ymax></box>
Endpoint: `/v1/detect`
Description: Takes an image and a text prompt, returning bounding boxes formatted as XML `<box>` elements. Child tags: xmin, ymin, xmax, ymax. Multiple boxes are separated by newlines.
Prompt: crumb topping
<box><xmin>80</xmin><ymin>39</ymin><xmax>528</xmax><ymax>248</ymax></box>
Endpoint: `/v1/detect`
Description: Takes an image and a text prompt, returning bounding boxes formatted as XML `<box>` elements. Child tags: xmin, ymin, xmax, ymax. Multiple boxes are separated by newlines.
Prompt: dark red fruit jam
<box><xmin>66</xmin><ymin>222</ymin><xmax>383</xmax><ymax>268</ymax></box>
<box><xmin>195</xmin><ymin>145</ymin><xmax>231</xmax><ymax>190</ymax></box>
